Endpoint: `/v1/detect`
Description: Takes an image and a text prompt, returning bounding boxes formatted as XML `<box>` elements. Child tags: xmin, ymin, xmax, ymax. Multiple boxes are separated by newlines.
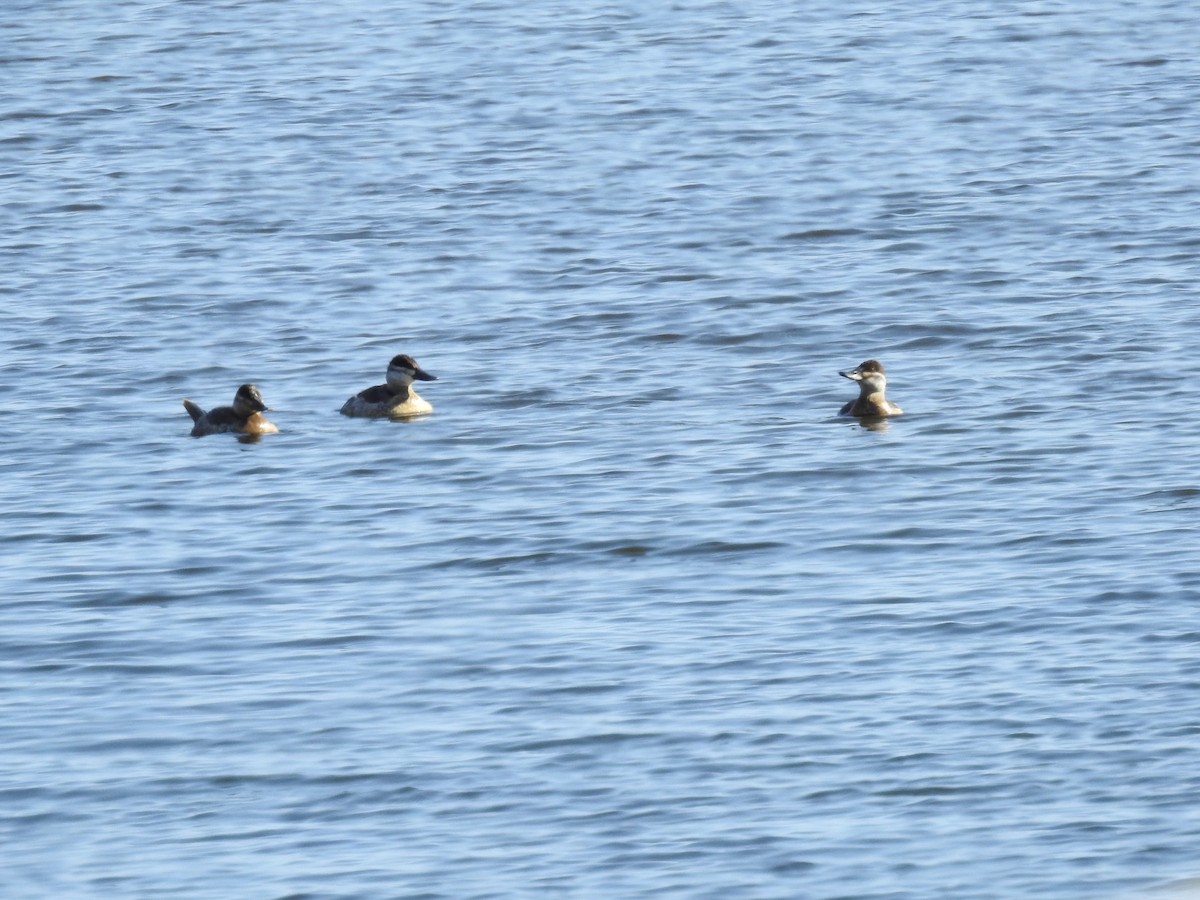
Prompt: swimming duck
<box><xmin>340</xmin><ymin>354</ymin><xmax>437</xmax><ymax>418</ymax></box>
<box><xmin>838</xmin><ymin>359</ymin><xmax>903</xmax><ymax>417</ymax></box>
<box><xmin>182</xmin><ymin>383</ymin><xmax>279</xmax><ymax>436</ymax></box>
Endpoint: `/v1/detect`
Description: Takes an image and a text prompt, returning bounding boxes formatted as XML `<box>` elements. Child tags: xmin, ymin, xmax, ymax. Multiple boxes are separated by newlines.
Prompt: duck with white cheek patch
<box><xmin>838</xmin><ymin>359</ymin><xmax>903</xmax><ymax>417</ymax></box>
<box><xmin>182</xmin><ymin>384</ymin><xmax>279</xmax><ymax>436</ymax></box>
<box><xmin>340</xmin><ymin>354</ymin><xmax>438</xmax><ymax>418</ymax></box>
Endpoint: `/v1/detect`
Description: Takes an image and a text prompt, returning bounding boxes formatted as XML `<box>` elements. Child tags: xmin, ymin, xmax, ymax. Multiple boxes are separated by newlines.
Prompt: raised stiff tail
<box><xmin>182</xmin><ymin>399</ymin><xmax>205</xmax><ymax>422</ymax></box>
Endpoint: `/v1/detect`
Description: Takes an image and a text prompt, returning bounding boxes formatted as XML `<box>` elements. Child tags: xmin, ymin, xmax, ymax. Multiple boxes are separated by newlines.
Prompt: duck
<box><xmin>838</xmin><ymin>359</ymin><xmax>903</xmax><ymax>417</ymax></box>
<box><xmin>340</xmin><ymin>354</ymin><xmax>437</xmax><ymax>418</ymax></box>
<box><xmin>182</xmin><ymin>383</ymin><xmax>279</xmax><ymax>436</ymax></box>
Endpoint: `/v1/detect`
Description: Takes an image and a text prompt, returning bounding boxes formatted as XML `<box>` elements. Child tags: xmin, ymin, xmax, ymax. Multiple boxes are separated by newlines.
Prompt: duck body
<box><xmin>183</xmin><ymin>383</ymin><xmax>279</xmax><ymax>436</ymax></box>
<box><xmin>341</xmin><ymin>354</ymin><xmax>437</xmax><ymax>418</ymax></box>
<box><xmin>838</xmin><ymin>359</ymin><xmax>903</xmax><ymax>417</ymax></box>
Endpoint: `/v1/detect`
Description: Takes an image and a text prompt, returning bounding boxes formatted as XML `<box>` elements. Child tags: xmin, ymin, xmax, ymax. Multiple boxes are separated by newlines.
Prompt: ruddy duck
<box><xmin>838</xmin><ymin>359</ymin><xmax>903</xmax><ymax>417</ymax></box>
<box><xmin>182</xmin><ymin>383</ymin><xmax>279</xmax><ymax>437</ymax></box>
<box><xmin>340</xmin><ymin>354</ymin><xmax>437</xmax><ymax>418</ymax></box>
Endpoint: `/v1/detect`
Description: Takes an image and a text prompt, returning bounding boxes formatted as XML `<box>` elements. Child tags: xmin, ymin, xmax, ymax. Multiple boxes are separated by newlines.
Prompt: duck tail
<box><xmin>182</xmin><ymin>399</ymin><xmax>204</xmax><ymax>422</ymax></box>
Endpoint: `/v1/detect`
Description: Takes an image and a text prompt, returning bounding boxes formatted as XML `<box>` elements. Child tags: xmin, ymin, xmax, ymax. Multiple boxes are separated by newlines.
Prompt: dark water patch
<box><xmin>0</xmin><ymin>109</ymin><xmax>57</xmax><ymax>121</ymax></box>
<box><xmin>170</xmin><ymin>565</ymin><xmax>225</xmax><ymax>577</ymax></box>
<box><xmin>44</xmin><ymin>531</ymin><xmax>113</xmax><ymax>544</ymax></box>
<box><xmin>647</xmin><ymin>271</ymin><xmax>719</xmax><ymax>284</ymax></box>
<box><xmin>264</xmin><ymin>634</ymin><xmax>379</xmax><ymax>650</ymax></box>
<box><xmin>1115</xmin><ymin>57</ymin><xmax>1169</xmax><ymax>67</ymax></box>
<box><xmin>875</xmin><ymin>784</ymin><xmax>994</xmax><ymax>798</ymax></box>
<box><xmin>121</xmin><ymin>592</ymin><xmax>184</xmax><ymax>605</ymax></box>
<box><xmin>76</xmin><ymin>735</ymin><xmax>190</xmax><ymax>752</ymax></box>
<box><xmin>497</xmin><ymin>732</ymin><xmax>661</xmax><ymax>754</ymax></box>
<box><xmin>183</xmin><ymin>827</ymin><xmax>290</xmax><ymax>844</ymax></box>
<box><xmin>438</xmin><ymin>551</ymin><xmax>572</xmax><ymax>571</ymax></box>
<box><xmin>53</xmin><ymin>202</ymin><xmax>106</xmax><ymax>213</ymax></box>
<box><xmin>770</xmin><ymin>859</ymin><xmax>818</xmax><ymax>875</ymax></box>
<box><xmin>781</xmin><ymin>228</ymin><xmax>864</xmax><ymax>241</ymax></box>
<box><xmin>540</xmin><ymin>681</ymin><xmax>624</xmax><ymax>696</ymax></box>
<box><xmin>72</xmin><ymin>587</ymin><xmax>254</xmax><ymax>607</ymax></box>
<box><xmin>666</xmin><ymin>540</ymin><xmax>787</xmax><ymax>556</ymax></box>
<box><xmin>603</xmin><ymin>544</ymin><xmax>652</xmax><ymax>557</ymax></box>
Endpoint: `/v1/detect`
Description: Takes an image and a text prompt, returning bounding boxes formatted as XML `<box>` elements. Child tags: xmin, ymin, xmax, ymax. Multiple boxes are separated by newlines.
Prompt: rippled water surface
<box><xmin>5</xmin><ymin>1</ymin><xmax>1200</xmax><ymax>897</ymax></box>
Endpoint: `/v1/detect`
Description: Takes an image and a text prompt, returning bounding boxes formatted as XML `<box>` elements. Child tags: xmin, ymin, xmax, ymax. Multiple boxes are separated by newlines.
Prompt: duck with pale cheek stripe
<box><xmin>340</xmin><ymin>354</ymin><xmax>438</xmax><ymax>418</ymax></box>
<box><xmin>838</xmin><ymin>359</ymin><xmax>903</xmax><ymax>417</ymax></box>
<box><xmin>182</xmin><ymin>384</ymin><xmax>279</xmax><ymax>436</ymax></box>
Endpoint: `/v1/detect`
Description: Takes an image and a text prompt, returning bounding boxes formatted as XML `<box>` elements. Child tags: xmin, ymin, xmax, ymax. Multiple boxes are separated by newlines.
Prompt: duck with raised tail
<box><xmin>182</xmin><ymin>383</ymin><xmax>279</xmax><ymax>436</ymax></box>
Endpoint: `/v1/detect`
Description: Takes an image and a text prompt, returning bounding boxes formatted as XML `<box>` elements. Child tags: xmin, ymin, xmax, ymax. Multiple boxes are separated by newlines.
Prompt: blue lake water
<box><xmin>4</xmin><ymin>0</ymin><xmax>1200</xmax><ymax>896</ymax></box>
